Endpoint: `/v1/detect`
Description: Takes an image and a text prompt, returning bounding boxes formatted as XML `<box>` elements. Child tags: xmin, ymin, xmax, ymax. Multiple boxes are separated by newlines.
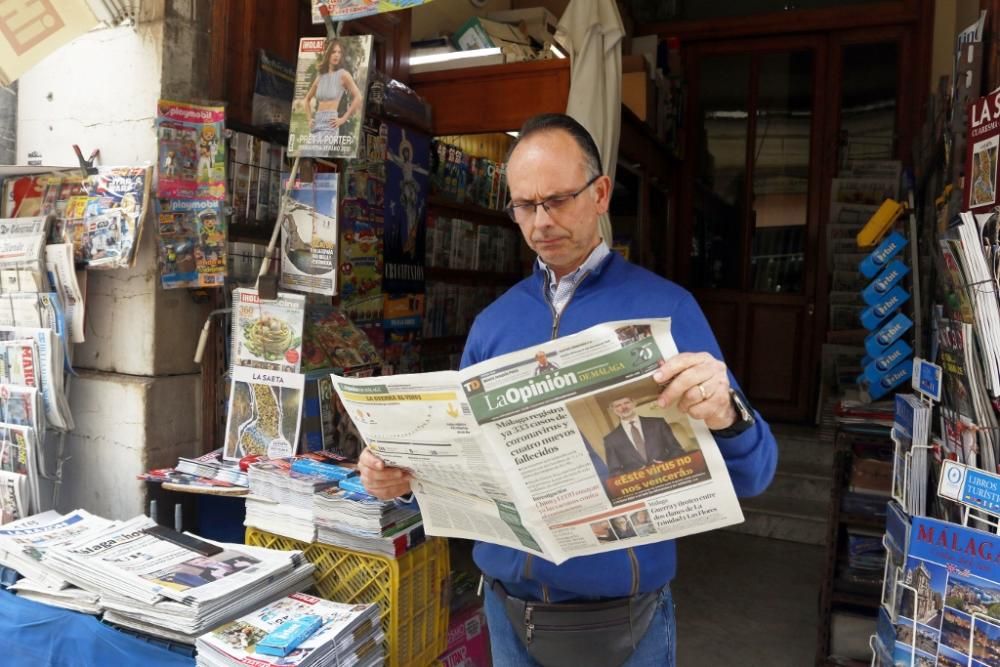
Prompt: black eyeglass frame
<box><xmin>503</xmin><ymin>173</ymin><xmax>602</xmax><ymax>224</ymax></box>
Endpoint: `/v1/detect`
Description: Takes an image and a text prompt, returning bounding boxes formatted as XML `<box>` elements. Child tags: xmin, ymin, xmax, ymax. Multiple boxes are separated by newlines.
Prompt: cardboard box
<box><xmin>622</xmin><ymin>55</ymin><xmax>654</xmax><ymax>121</ymax></box>
<box><xmin>437</xmin><ymin>604</ymin><xmax>490</xmax><ymax>667</ymax></box>
<box><xmin>453</xmin><ymin>17</ymin><xmax>530</xmax><ymax>51</ymax></box>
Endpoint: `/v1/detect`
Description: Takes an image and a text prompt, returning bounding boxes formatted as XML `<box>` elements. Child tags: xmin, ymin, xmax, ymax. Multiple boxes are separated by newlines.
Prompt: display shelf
<box><xmin>425</xmin><ymin>267</ymin><xmax>522</xmax><ymax>285</ymax></box>
<box><xmin>428</xmin><ymin>195</ymin><xmax>510</xmax><ymax>224</ymax></box>
<box><xmin>421</xmin><ymin>335</ymin><xmax>467</xmax><ymax>348</ymax></box>
<box><xmin>838</xmin><ymin>512</ymin><xmax>885</xmax><ymax>530</ymax></box>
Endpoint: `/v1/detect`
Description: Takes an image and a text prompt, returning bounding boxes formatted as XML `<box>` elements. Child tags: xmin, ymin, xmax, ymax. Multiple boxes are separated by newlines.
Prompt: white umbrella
<box><xmin>556</xmin><ymin>0</ymin><xmax>625</xmax><ymax>248</ymax></box>
<box><xmin>0</xmin><ymin>0</ymin><xmax>99</xmax><ymax>87</ymax></box>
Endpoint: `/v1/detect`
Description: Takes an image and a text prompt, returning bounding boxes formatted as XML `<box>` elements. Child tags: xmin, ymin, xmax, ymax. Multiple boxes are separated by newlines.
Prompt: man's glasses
<box><xmin>504</xmin><ymin>174</ymin><xmax>601</xmax><ymax>225</ymax></box>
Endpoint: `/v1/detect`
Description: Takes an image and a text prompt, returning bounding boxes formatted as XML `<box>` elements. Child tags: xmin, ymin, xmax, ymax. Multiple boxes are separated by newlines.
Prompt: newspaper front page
<box><xmin>332</xmin><ymin>319</ymin><xmax>744</xmax><ymax>564</ymax></box>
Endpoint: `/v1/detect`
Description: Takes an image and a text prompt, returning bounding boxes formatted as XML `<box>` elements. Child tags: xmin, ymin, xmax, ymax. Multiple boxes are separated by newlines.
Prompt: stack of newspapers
<box><xmin>313</xmin><ymin>479</ymin><xmax>424</xmax><ymax>558</ymax></box>
<box><xmin>245</xmin><ymin>456</ymin><xmax>354</xmax><ymax>543</ymax></box>
<box><xmin>0</xmin><ymin>509</ymin><xmax>117</xmax><ymax>613</ymax></box>
<box><xmin>196</xmin><ymin>592</ymin><xmax>383</xmax><ymax>667</ymax></box>
<box><xmin>5</xmin><ymin>513</ymin><xmax>315</xmax><ymax>643</ymax></box>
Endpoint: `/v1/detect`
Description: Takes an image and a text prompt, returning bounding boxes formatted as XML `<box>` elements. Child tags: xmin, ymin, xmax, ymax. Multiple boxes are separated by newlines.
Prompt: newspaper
<box><xmin>0</xmin><ymin>216</ymin><xmax>49</xmax><ymax>292</ymax></box>
<box><xmin>0</xmin><ymin>509</ymin><xmax>116</xmax><ymax>589</ymax></box>
<box><xmin>44</xmin><ymin>244</ymin><xmax>85</xmax><ymax>344</ymax></box>
<box><xmin>332</xmin><ymin>319</ymin><xmax>744</xmax><ymax>564</ymax></box>
<box><xmin>0</xmin><ymin>471</ymin><xmax>27</xmax><ymax>524</ymax></box>
<box><xmin>0</xmin><ymin>326</ymin><xmax>72</xmax><ymax>430</ymax></box>
<box><xmin>43</xmin><ymin>515</ymin><xmax>302</xmax><ymax>607</ymax></box>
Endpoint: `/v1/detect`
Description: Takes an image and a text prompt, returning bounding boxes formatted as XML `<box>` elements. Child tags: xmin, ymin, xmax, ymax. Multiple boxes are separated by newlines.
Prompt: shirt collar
<box><xmin>536</xmin><ymin>242</ymin><xmax>611</xmax><ymax>290</ymax></box>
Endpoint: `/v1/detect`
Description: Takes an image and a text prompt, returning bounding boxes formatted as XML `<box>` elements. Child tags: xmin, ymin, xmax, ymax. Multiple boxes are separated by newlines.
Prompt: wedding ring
<box><xmin>697</xmin><ymin>383</ymin><xmax>708</xmax><ymax>402</ymax></box>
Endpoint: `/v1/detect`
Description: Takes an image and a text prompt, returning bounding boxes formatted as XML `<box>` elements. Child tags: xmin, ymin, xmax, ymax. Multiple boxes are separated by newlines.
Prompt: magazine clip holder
<box><xmin>958</xmin><ymin>498</ymin><xmax>1000</xmax><ymax>532</ymax></box>
<box><xmin>879</xmin><ymin>534</ymin><xmax>901</xmax><ymax>615</ymax></box>
<box><xmin>968</xmin><ymin>611</ymin><xmax>1000</xmax><ymax>658</ymax></box>
<box><xmin>72</xmin><ymin>145</ymin><xmax>99</xmax><ymax>176</ymax></box>
<box><xmin>892</xmin><ymin>430</ymin><xmax>933</xmax><ymax>516</ymax></box>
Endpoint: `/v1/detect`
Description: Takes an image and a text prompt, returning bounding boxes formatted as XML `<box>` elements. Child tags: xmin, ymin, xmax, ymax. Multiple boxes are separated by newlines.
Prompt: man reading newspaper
<box><xmin>356</xmin><ymin>114</ymin><xmax>777</xmax><ymax>667</ymax></box>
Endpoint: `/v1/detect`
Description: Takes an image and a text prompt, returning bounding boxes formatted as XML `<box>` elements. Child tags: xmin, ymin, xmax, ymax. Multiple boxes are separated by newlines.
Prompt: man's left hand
<box><xmin>653</xmin><ymin>353</ymin><xmax>737</xmax><ymax>431</ymax></box>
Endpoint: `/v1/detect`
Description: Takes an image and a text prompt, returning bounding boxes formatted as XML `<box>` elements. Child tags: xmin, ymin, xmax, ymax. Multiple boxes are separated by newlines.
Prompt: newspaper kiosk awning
<box><xmin>0</xmin><ymin>0</ymin><xmax>101</xmax><ymax>87</ymax></box>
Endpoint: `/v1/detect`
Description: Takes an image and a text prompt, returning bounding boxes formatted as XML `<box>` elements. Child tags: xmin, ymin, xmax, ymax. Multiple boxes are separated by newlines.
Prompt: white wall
<box><xmin>16</xmin><ymin>0</ymin><xmax>209</xmax><ymax>517</ymax></box>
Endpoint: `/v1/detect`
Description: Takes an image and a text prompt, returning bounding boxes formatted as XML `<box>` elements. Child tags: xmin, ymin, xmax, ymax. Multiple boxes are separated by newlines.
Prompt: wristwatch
<box><xmin>710</xmin><ymin>389</ymin><xmax>756</xmax><ymax>438</ymax></box>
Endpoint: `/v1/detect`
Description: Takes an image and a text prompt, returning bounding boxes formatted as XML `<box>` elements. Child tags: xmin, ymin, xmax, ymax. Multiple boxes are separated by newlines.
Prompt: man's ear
<box><xmin>593</xmin><ymin>174</ymin><xmax>612</xmax><ymax>214</ymax></box>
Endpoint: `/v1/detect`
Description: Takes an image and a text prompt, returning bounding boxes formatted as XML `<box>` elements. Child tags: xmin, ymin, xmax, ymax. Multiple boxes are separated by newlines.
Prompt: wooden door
<box><xmin>678</xmin><ymin>36</ymin><xmax>828</xmax><ymax>422</ymax></box>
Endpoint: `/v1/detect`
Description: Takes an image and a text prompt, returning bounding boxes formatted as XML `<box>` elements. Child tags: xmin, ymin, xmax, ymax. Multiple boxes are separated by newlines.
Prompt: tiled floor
<box><xmin>673</xmin><ymin>530</ymin><xmax>826</xmax><ymax>666</ymax></box>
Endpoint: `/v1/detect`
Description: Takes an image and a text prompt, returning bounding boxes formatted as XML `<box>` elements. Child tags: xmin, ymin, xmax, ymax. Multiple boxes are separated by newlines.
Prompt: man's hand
<box><xmin>358</xmin><ymin>448</ymin><xmax>412</xmax><ymax>500</ymax></box>
<box><xmin>653</xmin><ymin>353</ymin><xmax>737</xmax><ymax>431</ymax></box>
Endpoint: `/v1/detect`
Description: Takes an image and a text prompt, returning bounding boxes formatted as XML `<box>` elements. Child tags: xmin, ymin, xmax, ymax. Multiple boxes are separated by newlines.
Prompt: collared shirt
<box><xmin>537</xmin><ymin>242</ymin><xmax>611</xmax><ymax>314</ymax></box>
<box><xmin>622</xmin><ymin>417</ymin><xmax>644</xmax><ymax>450</ymax></box>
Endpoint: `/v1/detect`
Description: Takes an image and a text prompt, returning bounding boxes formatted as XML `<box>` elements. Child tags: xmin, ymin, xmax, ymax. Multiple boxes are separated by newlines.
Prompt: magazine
<box><xmin>894</xmin><ymin>516</ymin><xmax>1000</xmax><ymax>667</ymax></box>
<box><xmin>339</xmin><ymin>120</ymin><xmax>385</xmax><ymax>323</ymax></box>
<box><xmin>196</xmin><ymin>592</ymin><xmax>381</xmax><ymax>667</ymax></box>
<box><xmin>223</xmin><ymin>366</ymin><xmax>305</xmax><ymax>462</ymax></box>
<box><xmin>383</xmin><ymin>123</ymin><xmax>430</xmax><ymax>292</ymax></box>
<box><xmin>965</xmin><ymin>88</ymin><xmax>1000</xmax><ymax>214</ymax></box>
<box><xmin>158</xmin><ymin>199</ymin><xmax>227</xmax><ymax>289</ymax></box>
<box><xmin>332</xmin><ymin>318</ymin><xmax>745</xmax><ymax>565</ymax></box>
<box><xmin>0</xmin><ymin>216</ymin><xmax>49</xmax><ymax>292</ymax></box>
<box><xmin>156</xmin><ymin>100</ymin><xmax>227</xmax><ymax>200</ymax></box>
<box><xmin>279</xmin><ymin>174</ymin><xmax>338</xmax><ymax>295</ymax></box>
<box><xmin>61</xmin><ymin>166</ymin><xmax>152</xmax><ymax>269</ymax></box>
<box><xmin>0</xmin><ymin>384</ymin><xmax>43</xmax><ymax>435</ymax></box>
<box><xmin>288</xmin><ymin>35</ymin><xmax>373</xmax><ymax>159</ymax></box>
<box><xmin>311</xmin><ymin>0</ymin><xmax>435</xmax><ymax>21</ymax></box>
<box><xmin>301</xmin><ymin>305</ymin><xmax>381</xmax><ymax>374</ymax></box>
<box><xmin>231</xmin><ymin>288</ymin><xmax>306</xmax><ymax>373</ymax></box>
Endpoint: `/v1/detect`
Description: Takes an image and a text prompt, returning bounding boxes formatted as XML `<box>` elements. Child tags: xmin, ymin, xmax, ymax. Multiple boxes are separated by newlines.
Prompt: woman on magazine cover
<box><xmin>303</xmin><ymin>39</ymin><xmax>363</xmax><ymax>144</ymax></box>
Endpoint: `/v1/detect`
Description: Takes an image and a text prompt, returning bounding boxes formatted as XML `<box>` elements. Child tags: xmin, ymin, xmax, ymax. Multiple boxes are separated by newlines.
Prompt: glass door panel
<box><xmin>839</xmin><ymin>42</ymin><xmax>898</xmax><ymax>162</ymax></box>
<box><xmin>750</xmin><ymin>51</ymin><xmax>814</xmax><ymax>293</ymax></box>
<box><xmin>692</xmin><ymin>54</ymin><xmax>751</xmax><ymax>289</ymax></box>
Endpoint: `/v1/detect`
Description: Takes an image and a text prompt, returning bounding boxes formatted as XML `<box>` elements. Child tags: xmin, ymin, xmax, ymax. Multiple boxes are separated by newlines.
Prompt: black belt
<box><xmin>486</xmin><ymin>577</ymin><xmax>661</xmax><ymax>667</ymax></box>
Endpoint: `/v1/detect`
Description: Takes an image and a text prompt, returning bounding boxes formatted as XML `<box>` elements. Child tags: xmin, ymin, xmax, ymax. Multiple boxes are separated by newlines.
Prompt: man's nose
<box><xmin>532</xmin><ymin>203</ymin><xmax>557</xmax><ymax>228</ymax></box>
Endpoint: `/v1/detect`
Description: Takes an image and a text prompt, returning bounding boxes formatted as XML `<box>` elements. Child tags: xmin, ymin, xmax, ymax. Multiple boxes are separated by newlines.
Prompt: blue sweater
<box><xmin>460</xmin><ymin>252</ymin><xmax>778</xmax><ymax>602</ymax></box>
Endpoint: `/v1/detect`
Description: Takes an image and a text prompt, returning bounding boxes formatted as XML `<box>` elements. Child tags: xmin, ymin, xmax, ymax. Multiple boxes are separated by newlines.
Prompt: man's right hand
<box><xmin>358</xmin><ymin>448</ymin><xmax>412</xmax><ymax>500</ymax></box>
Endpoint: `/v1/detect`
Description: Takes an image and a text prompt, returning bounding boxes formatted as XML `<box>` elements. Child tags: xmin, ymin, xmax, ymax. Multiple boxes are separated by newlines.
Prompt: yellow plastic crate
<box><xmin>245</xmin><ymin>528</ymin><xmax>449</xmax><ymax>667</ymax></box>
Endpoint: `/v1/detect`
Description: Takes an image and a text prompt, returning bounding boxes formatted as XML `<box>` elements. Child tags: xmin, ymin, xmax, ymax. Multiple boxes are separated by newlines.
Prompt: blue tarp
<box><xmin>0</xmin><ymin>589</ymin><xmax>195</xmax><ymax>667</ymax></box>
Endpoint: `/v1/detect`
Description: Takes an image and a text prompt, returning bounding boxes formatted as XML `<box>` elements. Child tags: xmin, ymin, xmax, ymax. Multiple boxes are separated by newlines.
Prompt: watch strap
<box><xmin>710</xmin><ymin>388</ymin><xmax>756</xmax><ymax>438</ymax></box>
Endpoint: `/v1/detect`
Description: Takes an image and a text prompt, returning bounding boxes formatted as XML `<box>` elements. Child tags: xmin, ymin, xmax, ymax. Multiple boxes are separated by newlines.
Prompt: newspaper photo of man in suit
<box><xmin>603</xmin><ymin>396</ymin><xmax>686</xmax><ymax>475</ymax></box>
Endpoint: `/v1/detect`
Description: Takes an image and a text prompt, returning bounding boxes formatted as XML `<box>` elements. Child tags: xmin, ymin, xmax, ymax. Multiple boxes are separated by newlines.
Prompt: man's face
<box><xmin>535</xmin><ymin>351</ymin><xmax>547</xmax><ymax>365</ymax></box>
<box><xmin>611</xmin><ymin>397</ymin><xmax>636</xmax><ymax>420</ymax></box>
<box><xmin>506</xmin><ymin>130</ymin><xmax>610</xmax><ymax>278</ymax></box>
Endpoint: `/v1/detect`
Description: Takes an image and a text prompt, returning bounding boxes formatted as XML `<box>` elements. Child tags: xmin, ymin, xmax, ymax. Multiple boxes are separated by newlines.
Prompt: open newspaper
<box><xmin>331</xmin><ymin>319</ymin><xmax>744</xmax><ymax>565</ymax></box>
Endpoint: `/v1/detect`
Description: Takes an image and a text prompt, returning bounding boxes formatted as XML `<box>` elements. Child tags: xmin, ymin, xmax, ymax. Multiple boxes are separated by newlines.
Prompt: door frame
<box><xmin>677</xmin><ymin>34</ymin><xmax>829</xmax><ymax>421</ymax></box>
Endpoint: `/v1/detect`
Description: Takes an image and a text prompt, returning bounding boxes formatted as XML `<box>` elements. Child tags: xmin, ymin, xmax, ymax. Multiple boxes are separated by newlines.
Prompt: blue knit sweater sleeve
<box><xmin>670</xmin><ymin>294</ymin><xmax>778</xmax><ymax>498</ymax></box>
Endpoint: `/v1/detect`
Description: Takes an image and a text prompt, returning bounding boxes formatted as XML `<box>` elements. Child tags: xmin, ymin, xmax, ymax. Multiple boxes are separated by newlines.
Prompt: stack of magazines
<box><xmin>313</xmin><ymin>479</ymin><xmax>424</xmax><ymax>558</ymax></box>
<box><xmin>244</xmin><ymin>455</ymin><xmax>354</xmax><ymax>543</ymax></box>
<box><xmin>32</xmin><ymin>514</ymin><xmax>315</xmax><ymax>643</ymax></box>
<box><xmin>196</xmin><ymin>592</ymin><xmax>383</xmax><ymax>667</ymax></box>
<box><xmin>177</xmin><ymin>447</ymin><xmax>250</xmax><ymax>486</ymax></box>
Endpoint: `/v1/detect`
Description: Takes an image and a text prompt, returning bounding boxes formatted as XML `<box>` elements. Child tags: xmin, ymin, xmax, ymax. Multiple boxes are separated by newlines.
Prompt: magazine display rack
<box><xmin>245</xmin><ymin>527</ymin><xmax>449</xmax><ymax>667</ymax></box>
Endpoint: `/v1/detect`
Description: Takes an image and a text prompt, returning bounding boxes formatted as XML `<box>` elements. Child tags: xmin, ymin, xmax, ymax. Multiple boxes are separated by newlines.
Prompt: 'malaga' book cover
<box><xmin>895</xmin><ymin>516</ymin><xmax>1000</xmax><ymax>666</ymax></box>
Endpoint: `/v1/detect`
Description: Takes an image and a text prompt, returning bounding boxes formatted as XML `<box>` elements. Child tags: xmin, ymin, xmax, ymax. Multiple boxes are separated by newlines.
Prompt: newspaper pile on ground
<box><xmin>196</xmin><ymin>592</ymin><xmax>383</xmax><ymax>667</ymax></box>
<box><xmin>31</xmin><ymin>514</ymin><xmax>315</xmax><ymax>643</ymax></box>
<box><xmin>313</xmin><ymin>480</ymin><xmax>423</xmax><ymax>558</ymax></box>
<box><xmin>245</xmin><ymin>455</ymin><xmax>354</xmax><ymax>543</ymax></box>
<box><xmin>332</xmin><ymin>319</ymin><xmax>745</xmax><ymax>564</ymax></box>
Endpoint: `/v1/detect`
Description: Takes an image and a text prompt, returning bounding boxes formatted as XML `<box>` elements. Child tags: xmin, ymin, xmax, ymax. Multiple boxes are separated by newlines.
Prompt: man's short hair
<box><xmin>507</xmin><ymin>113</ymin><xmax>603</xmax><ymax>179</ymax></box>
